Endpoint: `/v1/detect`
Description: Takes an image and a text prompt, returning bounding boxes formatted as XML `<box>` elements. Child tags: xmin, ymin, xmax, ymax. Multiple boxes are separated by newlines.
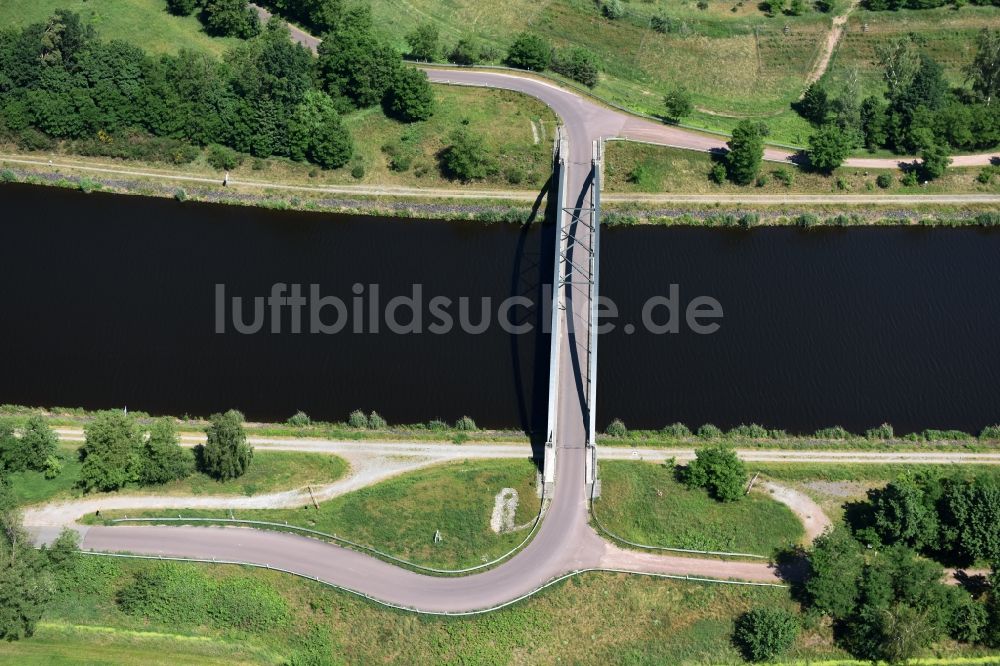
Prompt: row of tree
<box><xmin>863</xmin><ymin>0</ymin><xmax>998</xmax><ymax>9</ymax></box>
<box><xmin>0</xmin><ymin>9</ymin><xmax>436</xmax><ymax>170</ymax></box>
<box><xmin>78</xmin><ymin>409</ymin><xmax>252</xmax><ymax>492</ymax></box>
<box><xmin>799</xmin><ymin>30</ymin><xmax>999</xmax><ymax>176</ymax></box>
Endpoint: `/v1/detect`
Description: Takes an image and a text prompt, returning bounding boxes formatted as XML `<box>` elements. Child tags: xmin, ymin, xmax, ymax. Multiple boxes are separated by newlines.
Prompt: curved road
<box><xmin>27</xmin><ymin>59</ymin><xmax>997</xmax><ymax>614</ymax></box>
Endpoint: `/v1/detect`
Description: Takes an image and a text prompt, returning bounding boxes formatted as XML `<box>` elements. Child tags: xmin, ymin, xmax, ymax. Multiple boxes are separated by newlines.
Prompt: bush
<box><xmin>981</xmin><ymin>425</ymin><xmax>1000</xmax><ymax>439</ymax></box>
<box><xmin>739</xmin><ymin>213</ymin><xmax>759</xmax><ymax>229</ymax></box>
<box><xmin>697</xmin><ymin>423</ymin><xmax>723</xmax><ymax>439</ymax></box>
<box><xmin>606</xmin><ymin>418</ymin><xmax>628</xmax><ymax>437</ymax></box>
<box><xmin>351</xmin><ymin>164</ymin><xmax>365</xmax><ymax>179</ymax></box>
<box><xmin>117</xmin><ymin>563</ymin><xmax>213</xmax><ymax>624</ymax></box>
<box><xmin>755</xmin><ymin>173</ymin><xmax>769</xmax><ymax>188</ymax></box>
<box><xmin>368</xmin><ymin>411</ymin><xmax>387</xmax><ymax>430</ymax></box>
<box><xmin>449</xmin><ymin>37</ymin><xmax>480</xmax><ymax>65</ymax></box>
<box><xmin>660</xmin><ymin>422</ymin><xmax>691</xmax><ymax>437</ymax></box>
<box><xmin>795</xmin><ymin>212</ymin><xmax>819</xmax><ymax>227</ymax></box>
<box><xmin>550</xmin><ymin>47</ymin><xmax>599</xmax><ymax>88</ymax></box>
<box><xmin>454</xmin><ymin>416</ymin><xmax>477</xmax><ymax>431</ymax></box>
<box><xmin>506</xmin><ymin>33</ymin><xmax>552</xmax><ymax>71</ymax></box>
<box><xmin>663</xmin><ymin>86</ymin><xmax>693</xmax><ymax>121</ymax></box>
<box><xmin>733</xmin><ymin>607</ymin><xmax>800</xmax><ymax>662</ymax></box>
<box><xmin>603</xmin><ymin>0</ymin><xmax>626</xmax><ymax>19</ymax></box>
<box><xmin>902</xmin><ymin>170</ymin><xmax>918</xmax><ymax>187</ymax></box>
<box><xmin>442</xmin><ymin>127</ymin><xmax>497</xmax><ymax>181</ymax></box>
<box><xmin>876</xmin><ymin>173</ymin><xmax>893</xmax><ymax>188</ymax></box>
<box><xmin>709</xmin><ymin>163</ymin><xmax>727</xmax><ymax>184</ymax></box>
<box><xmin>287</xmin><ymin>411</ymin><xmax>311</xmax><ymax>427</ymax></box>
<box><xmin>773</xmin><ymin>167</ymin><xmax>794</xmax><ymax>186</ymax></box>
<box><xmin>814</xmin><ymin>426</ymin><xmax>851</xmax><ymax>439</ymax></box>
<box><xmin>174</xmin><ymin>188</ymin><xmax>187</xmax><ymax>202</ymax></box>
<box><xmin>207</xmin><ymin>144</ymin><xmax>241</xmax><ymax>171</ymax></box>
<box><xmin>0</xmin><ymin>169</ymin><xmax>16</xmax><ymax>183</ymax></box>
<box><xmin>977</xmin><ymin>166</ymin><xmax>996</xmax><ymax>184</ymax></box>
<box><xmin>865</xmin><ymin>423</ymin><xmax>894</xmax><ymax>440</ymax></box>
<box><xmin>166</xmin><ymin>0</ymin><xmax>200</xmax><ymax>16</ymax></box>
<box><xmin>729</xmin><ymin>423</ymin><xmax>768</xmax><ymax>438</ymax></box>
<box><xmin>348</xmin><ymin>410</ymin><xmax>369</xmax><ymax>429</ymax></box>
<box><xmin>681</xmin><ymin>444</ymin><xmax>747</xmax><ymax>501</ymax></box>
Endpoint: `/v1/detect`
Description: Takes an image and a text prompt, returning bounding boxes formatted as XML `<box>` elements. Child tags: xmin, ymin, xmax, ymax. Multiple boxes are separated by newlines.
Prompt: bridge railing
<box><xmin>543</xmin><ymin>127</ymin><xmax>568</xmax><ymax>486</ymax></box>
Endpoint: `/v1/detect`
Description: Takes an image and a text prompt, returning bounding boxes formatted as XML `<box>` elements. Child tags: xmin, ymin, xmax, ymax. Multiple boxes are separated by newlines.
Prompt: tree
<box><xmin>202</xmin><ymin>410</ymin><xmax>252</xmax><ymax>481</ymax></box>
<box><xmin>406</xmin><ymin>24</ymin><xmax>438</xmax><ymax>61</ymax></box>
<box><xmin>603</xmin><ymin>0</ymin><xmax>626</xmax><ymax>19</ymax></box>
<box><xmin>966</xmin><ymin>29</ymin><xmax>1000</xmax><ymax>106</ymax></box>
<box><xmin>733</xmin><ymin>607</ymin><xmax>799</xmax><ymax>662</ymax></box>
<box><xmin>0</xmin><ymin>416</ymin><xmax>57</xmax><ymax>473</ymax></box>
<box><xmin>288</xmin><ymin>89</ymin><xmax>354</xmax><ymax>168</ymax></box>
<box><xmin>805</xmin><ymin>527</ymin><xmax>865</xmax><ymax>618</ymax></box>
<box><xmin>442</xmin><ymin>127</ymin><xmax>497</xmax><ymax>181</ymax></box>
<box><xmin>941</xmin><ymin>477</ymin><xmax>1000</xmax><ymax>563</ymax></box>
<box><xmin>166</xmin><ymin>0</ymin><xmax>200</xmax><ymax>16</ymax></box>
<box><xmin>385</xmin><ymin>67</ymin><xmax>435</xmax><ymax>122</ymax></box>
<box><xmin>725</xmin><ymin>120</ymin><xmax>765</xmax><ymax>185</ymax></box>
<box><xmin>869</xmin><ymin>474</ymin><xmax>941</xmax><ymax>550</ymax></box>
<box><xmin>680</xmin><ymin>444</ymin><xmax>746</xmax><ymax>502</ymax></box>
<box><xmin>317</xmin><ymin>5</ymin><xmax>400</xmax><ymax>108</ymax></box>
<box><xmin>663</xmin><ymin>86</ymin><xmax>693</xmax><ymax>121</ymax></box>
<box><xmin>0</xmin><ymin>479</ymin><xmax>55</xmax><ymax>641</ymax></box>
<box><xmin>798</xmin><ymin>83</ymin><xmax>829</xmax><ymax>124</ymax></box>
<box><xmin>201</xmin><ymin>0</ymin><xmax>260</xmax><ymax>39</ymax></box>
<box><xmin>449</xmin><ymin>37</ymin><xmax>479</xmax><ymax>65</ymax></box>
<box><xmin>807</xmin><ymin>123</ymin><xmax>852</xmax><ymax>172</ymax></box>
<box><xmin>860</xmin><ymin>95</ymin><xmax>888</xmax><ymax>150</ymax></box>
<box><xmin>139</xmin><ymin>419</ymin><xmax>193</xmax><ymax>485</ymax></box>
<box><xmin>920</xmin><ymin>139</ymin><xmax>951</xmax><ymax>180</ymax></box>
<box><xmin>506</xmin><ymin>33</ymin><xmax>551</xmax><ymax>72</ymax></box>
<box><xmin>551</xmin><ymin>47</ymin><xmax>599</xmax><ymax>88</ymax></box>
<box><xmin>79</xmin><ymin>410</ymin><xmax>142</xmax><ymax>492</ymax></box>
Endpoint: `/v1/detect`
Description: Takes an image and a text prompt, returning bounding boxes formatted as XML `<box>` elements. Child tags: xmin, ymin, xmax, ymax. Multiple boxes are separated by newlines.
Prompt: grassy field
<box><xmin>10</xmin><ymin>444</ymin><xmax>348</xmax><ymax>506</ymax></box>
<box><xmin>604</xmin><ymin>141</ymin><xmax>1000</xmax><ymax>196</ymax></box>
<box><xmin>2</xmin><ymin>0</ymin><xmax>241</xmax><ymax>56</ymax></box>
<box><xmin>92</xmin><ymin>459</ymin><xmax>542</xmax><ymax>569</ymax></box>
<box><xmin>596</xmin><ymin>460</ymin><xmax>804</xmax><ymax>554</ymax></box>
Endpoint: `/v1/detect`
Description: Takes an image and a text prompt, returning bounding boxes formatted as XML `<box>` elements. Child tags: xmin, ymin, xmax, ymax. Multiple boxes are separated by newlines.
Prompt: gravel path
<box><xmin>758</xmin><ymin>481</ymin><xmax>832</xmax><ymax>544</ymax></box>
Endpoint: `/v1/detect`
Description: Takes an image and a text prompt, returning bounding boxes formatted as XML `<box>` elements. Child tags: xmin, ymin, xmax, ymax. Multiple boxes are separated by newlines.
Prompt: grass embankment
<box><xmin>604</xmin><ymin>141</ymin><xmax>1000</xmax><ymax>197</ymax></box>
<box><xmin>0</xmin><ymin>404</ymin><xmax>531</xmax><ymax>444</ymax></box>
<box><xmin>12</xmin><ymin>554</ymin><xmax>998</xmax><ymax>664</ymax></box>
<box><xmin>1</xmin><ymin>84</ymin><xmax>555</xmax><ymax>193</ymax></box>
<box><xmin>9</xmin><ymin>441</ymin><xmax>347</xmax><ymax>506</ymax></box>
<box><xmin>595</xmin><ymin>461</ymin><xmax>803</xmax><ymax>555</ymax></box>
<box><xmin>2</xmin><ymin>0</ymin><xmax>240</xmax><ymax>57</ymax></box>
<box><xmin>91</xmin><ymin>459</ymin><xmax>541</xmax><ymax>570</ymax></box>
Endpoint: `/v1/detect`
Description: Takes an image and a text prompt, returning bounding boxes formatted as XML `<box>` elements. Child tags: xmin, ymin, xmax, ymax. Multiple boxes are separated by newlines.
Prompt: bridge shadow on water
<box><xmin>508</xmin><ymin>174</ymin><xmax>556</xmax><ymax>471</ymax></box>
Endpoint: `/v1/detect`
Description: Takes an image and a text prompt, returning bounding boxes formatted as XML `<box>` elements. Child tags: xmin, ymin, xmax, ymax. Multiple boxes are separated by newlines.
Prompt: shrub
<box><xmin>773</xmin><ymin>167</ymin><xmax>794</xmax><ymax>186</ymax></box>
<box><xmin>442</xmin><ymin>127</ymin><xmax>497</xmax><ymax>181</ymax></box>
<box><xmin>980</xmin><ymin>425</ymin><xmax>1000</xmax><ymax>439</ymax></box>
<box><xmin>603</xmin><ymin>0</ymin><xmax>626</xmax><ymax>19</ymax></box>
<box><xmin>709</xmin><ymin>163</ymin><xmax>727</xmax><ymax>184</ymax></box>
<box><xmin>865</xmin><ymin>423</ymin><xmax>894</xmax><ymax>440</ymax></box>
<box><xmin>697</xmin><ymin>423</ymin><xmax>723</xmax><ymax>439</ymax></box>
<box><xmin>663</xmin><ymin>86</ymin><xmax>693</xmax><ymax>121</ymax></box>
<box><xmin>166</xmin><ymin>0</ymin><xmax>200</xmax><ymax>16</ymax></box>
<box><xmin>348</xmin><ymin>410</ymin><xmax>369</xmax><ymax>429</ymax></box>
<box><xmin>901</xmin><ymin>170</ymin><xmax>918</xmax><ymax>187</ymax></box>
<box><xmin>427</xmin><ymin>419</ymin><xmax>449</xmax><ymax>431</ymax></box>
<box><xmin>795</xmin><ymin>212</ymin><xmax>819</xmax><ymax>227</ymax></box>
<box><xmin>977</xmin><ymin>167</ymin><xmax>996</xmax><ymax>184</ymax></box>
<box><xmin>506</xmin><ymin>33</ymin><xmax>552</xmax><ymax>71</ymax></box>
<box><xmin>117</xmin><ymin>563</ymin><xmax>213</xmax><ymax>624</ymax></box>
<box><xmin>550</xmin><ymin>47</ymin><xmax>599</xmax><ymax>88</ymax></box>
<box><xmin>876</xmin><ymin>173</ymin><xmax>893</xmax><ymax>188</ymax></box>
<box><xmin>660</xmin><ymin>422</ymin><xmax>691</xmax><ymax>437</ymax></box>
<box><xmin>0</xmin><ymin>169</ymin><xmax>16</xmax><ymax>183</ymax></box>
<box><xmin>729</xmin><ymin>423</ymin><xmax>768</xmax><ymax>438</ymax></box>
<box><xmin>814</xmin><ymin>426</ymin><xmax>851</xmax><ymax>440</ymax></box>
<box><xmin>606</xmin><ymin>418</ymin><xmax>628</xmax><ymax>437</ymax></box>
<box><xmin>351</xmin><ymin>164</ymin><xmax>365</xmax><ymax>179</ymax></box>
<box><xmin>368</xmin><ymin>411</ymin><xmax>387</xmax><ymax>430</ymax></box>
<box><xmin>454</xmin><ymin>416</ymin><xmax>477</xmax><ymax>431</ymax></box>
<box><xmin>681</xmin><ymin>444</ymin><xmax>747</xmax><ymax>501</ymax></box>
<box><xmin>755</xmin><ymin>173</ymin><xmax>769</xmax><ymax>188</ymax></box>
<box><xmin>449</xmin><ymin>37</ymin><xmax>480</xmax><ymax>65</ymax></box>
<box><xmin>174</xmin><ymin>188</ymin><xmax>187</xmax><ymax>202</ymax></box>
<box><xmin>733</xmin><ymin>607</ymin><xmax>800</xmax><ymax>662</ymax></box>
<box><xmin>207</xmin><ymin>144</ymin><xmax>241</xmax><ymax>171</ymax></box>
<box><xmin>287</xmin><ymin>411</ymin><xmax>311</xmax><ymax>427</ymax></box>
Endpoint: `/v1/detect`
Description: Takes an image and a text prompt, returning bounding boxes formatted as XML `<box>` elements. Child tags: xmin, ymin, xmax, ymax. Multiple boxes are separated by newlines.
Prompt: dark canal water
<box><xmin>2</xmin><ymin>183</ymin><xmax>999</xmax><ymax>433</ymax></box>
